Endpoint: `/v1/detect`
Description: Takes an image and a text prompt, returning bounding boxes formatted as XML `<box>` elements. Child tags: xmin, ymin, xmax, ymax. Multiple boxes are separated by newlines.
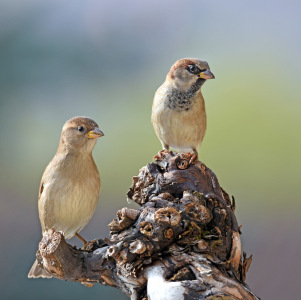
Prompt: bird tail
<box><xmin>28</xmin><ymin>259</ymin><xmax>52</xmax><ymax>278</ymax></box>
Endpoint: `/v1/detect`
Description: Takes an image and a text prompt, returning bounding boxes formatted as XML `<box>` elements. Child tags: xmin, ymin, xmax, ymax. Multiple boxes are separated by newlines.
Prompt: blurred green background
<box><xmin>0</xmin><ymin>0</ymin><xmax>300</xmax><ymax>299</ymax></box>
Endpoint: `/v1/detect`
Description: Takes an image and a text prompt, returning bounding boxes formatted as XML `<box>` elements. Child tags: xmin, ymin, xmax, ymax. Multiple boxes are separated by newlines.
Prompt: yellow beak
<box><xmin>199</xmin><ymin>69</ymin><xmax>215</xmax><ymax>79</ymax></box>
<box><xmin>88</xmin><ymin>127</ymin><xmax>104</xmax><ymax>139</ymax></box>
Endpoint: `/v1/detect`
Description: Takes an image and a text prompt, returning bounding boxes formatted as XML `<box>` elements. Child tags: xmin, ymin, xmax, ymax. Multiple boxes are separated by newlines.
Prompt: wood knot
<box><xmin>107</xmin><ymin>246</ymin><xmax>118</xmax><ymax>258</ymax></box>
<box><xmin>108</xmin><ymin>207</ymin><xmax>140</xmax><ymax>232</ymax></box>
<box><xmin>129</xmin><ymin>240</ymin><xmax>146</xmax><ymax>254</ymax></box>
<box><xmin>176</xmin><ymin>158</ymin><xmax>189</xmax><ymax>169</ymax></box>
<box><xmin>184</xmin><ymin>203</ymin><xmax>212</xmax><ymax>225</ymax></box>
<box><xmin>164</xmin><ymin>228</ymin><xmax>174</xmax><ymax>239</ymax></box>
<box><xmin>117</xmin><ymin>249</ymin><xmax>129</xmax><ymax>265</ymax></box>
<box><xmin>140</xmin><ymin>222</ymin><xmax>154</xmax><ymax>237</ymax></box>
<box><xmin>154</xmin><ymin>207</ymin><xmax>181</xmax><ymax>226</ymax></box>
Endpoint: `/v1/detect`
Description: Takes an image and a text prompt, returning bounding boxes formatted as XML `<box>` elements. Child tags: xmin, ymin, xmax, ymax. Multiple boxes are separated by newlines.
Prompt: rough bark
<box><xmin>35</xmin><ymin>151</ymin><xmax>259</xmax><ymax>299</ymax></box>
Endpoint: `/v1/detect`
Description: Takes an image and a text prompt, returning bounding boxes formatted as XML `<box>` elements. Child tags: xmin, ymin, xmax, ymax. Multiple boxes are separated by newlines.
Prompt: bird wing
<box><xmin>38</xmin><ymin>181</ymin><xmax>44</xmax><ymax>200</ymax></box>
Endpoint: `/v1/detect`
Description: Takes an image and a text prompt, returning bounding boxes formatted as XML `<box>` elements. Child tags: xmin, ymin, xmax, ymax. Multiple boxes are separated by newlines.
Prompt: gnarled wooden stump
<box><xmin>35</xmin><ymin>152</ymin><xmax>259</xmax><ymax>300</ymax></box>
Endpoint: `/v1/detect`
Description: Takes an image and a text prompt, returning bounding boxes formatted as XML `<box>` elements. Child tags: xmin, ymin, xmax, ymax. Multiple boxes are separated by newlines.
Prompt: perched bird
<box><xmin>152</xmin><ymin>58</ymin><xmax>214</xmax><ymax>162</ymax></box>
<box><xmin>28</xmin><ymin>116</ymin><xmax>104</xmax><ymax>278</ymax></box>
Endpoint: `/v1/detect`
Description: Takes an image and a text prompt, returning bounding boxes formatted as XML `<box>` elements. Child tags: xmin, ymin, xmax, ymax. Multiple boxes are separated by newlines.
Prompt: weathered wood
<box><xmin>35</xmin><ymin>151</ymin><xmax>259</xmax><ymax>299</ymax></box>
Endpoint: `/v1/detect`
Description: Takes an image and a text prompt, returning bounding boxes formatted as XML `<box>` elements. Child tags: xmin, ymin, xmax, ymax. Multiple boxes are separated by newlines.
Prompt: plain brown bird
<box><xmin>28</xmin><ymin>116</ymin><xmax>104</xmax><ymax>278</ymax></box>
<box><xmin>152</xmin><ymin>58</ymin><xmax>214</xmax><ymax>162</ymax></box>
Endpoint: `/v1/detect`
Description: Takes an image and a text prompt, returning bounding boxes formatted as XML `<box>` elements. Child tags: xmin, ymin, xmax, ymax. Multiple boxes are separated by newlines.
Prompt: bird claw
<box><xmin>154</xmin><ymin>149</ymin><xmax>170</xmax><ymax>161</ymax></box>
<box><xmin>188</xmin><ymin>152</ymin><xmax>199</xmax><ymax>165</ymax></box>
<box><xmin>154</xmin><ymin>150</ymin><xmax>199</xmax><ymax>165</ymax></box>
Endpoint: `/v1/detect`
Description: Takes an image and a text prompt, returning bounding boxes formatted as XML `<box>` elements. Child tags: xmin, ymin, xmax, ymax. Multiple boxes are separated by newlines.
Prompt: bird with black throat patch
<box><xmin>28</xmin><ymin>116</ymin><xmax>104</xmax><ymax>278</ymax></box>
<box><xmin>151</xmin><ymin>58</ymin><xmax>215</xmax><ymax>163</ymax></box>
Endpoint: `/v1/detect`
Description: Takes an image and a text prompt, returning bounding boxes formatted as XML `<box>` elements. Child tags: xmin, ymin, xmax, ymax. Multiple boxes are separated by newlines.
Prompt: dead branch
<box><xmin>35</xmin><ymin>152</ymin><xmax>259</xmax><ymax>300</ymax></box>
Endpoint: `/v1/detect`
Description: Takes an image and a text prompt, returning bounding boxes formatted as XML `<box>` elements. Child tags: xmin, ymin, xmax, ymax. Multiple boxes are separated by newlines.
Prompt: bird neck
<box><xmin>166</xmin><ymin>79</ymin><xmax>205</xmax><ymax>111</ymax></box>
<box><xmin>56</xmin><ymin>142</ymin><xmax>93</xmax><ymax>161</ymax></box>
<box><xmin>57</xmin><ymin>134</ymin><xmax>96</xmax><ymax>156</ymax></box>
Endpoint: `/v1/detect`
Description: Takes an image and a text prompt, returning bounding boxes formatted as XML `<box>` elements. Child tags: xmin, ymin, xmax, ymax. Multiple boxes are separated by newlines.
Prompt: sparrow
<box><xmin>151</xmin><ymin>58</ymin><xmax>214</xmax><ymax>162</ymax></box>
<box><xmin>28</xmin><ymin>116</ymin><xmax>104</xmax><ymax>278</ymax></box>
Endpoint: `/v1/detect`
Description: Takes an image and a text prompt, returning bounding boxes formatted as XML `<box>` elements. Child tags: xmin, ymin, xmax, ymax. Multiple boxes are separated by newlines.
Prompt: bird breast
<box><xmin>152</xmin><ymin>84</ymin><xmax>207</xmax><ymax>152</ymax></box>
<box><xmin>38</xmin><ymin>154</ymin><xmax>100</xmax><ymax>239</ymax></box>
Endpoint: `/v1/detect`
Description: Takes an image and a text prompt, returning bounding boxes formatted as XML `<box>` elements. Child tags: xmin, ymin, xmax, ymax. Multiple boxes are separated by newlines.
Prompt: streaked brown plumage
<box><xmin>152</xmin><ymin>58</ymin><xmax>214</xmax><ymax>161</ymax></box>
<box><xmin>28</xmin><ymin>116</ymin><xmax>104</xmax><ymax>278</ymax></box>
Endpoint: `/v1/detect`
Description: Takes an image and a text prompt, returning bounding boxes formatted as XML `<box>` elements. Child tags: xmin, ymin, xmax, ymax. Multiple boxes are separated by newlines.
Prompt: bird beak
<box><xmin>88</xmin><ymin>127</ymin><xmax>104</xmax><ymax>139</ymax></box>
<box><xmin>199</xmin><ymin>69</ymin><xmax>215</xmax><ymax>79</ymax></box>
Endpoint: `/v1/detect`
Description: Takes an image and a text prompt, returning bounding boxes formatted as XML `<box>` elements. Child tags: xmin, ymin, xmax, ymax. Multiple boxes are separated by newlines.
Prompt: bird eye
<box><xmin>187</xmin><ymin>65</ymin><xmax>198</xmax><ymax>74</ymax></box>
<box><xmin>77</xmin><ymin>126</ymin><xmax>85</xmax><ymax>132</ymax></box>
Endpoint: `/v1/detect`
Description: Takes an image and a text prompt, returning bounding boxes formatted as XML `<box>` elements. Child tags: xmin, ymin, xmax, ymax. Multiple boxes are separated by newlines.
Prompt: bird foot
<box><xmin>187</xmin><ymin>152</ymin><xmax>199</xmax><ymax>165</ymax></box>
<box><xmin>154</xmin><ymin>149</ymin><xmax>170</xmax><ymax>161</ymax></box>
<box><xmin>75</xmin><ymin>232</ymin><xmax>88</xmax><ymax>246</ymax></box>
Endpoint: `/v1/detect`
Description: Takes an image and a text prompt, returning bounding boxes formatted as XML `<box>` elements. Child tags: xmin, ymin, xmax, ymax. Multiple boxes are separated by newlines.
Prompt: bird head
<box><xmin>166</xmin><ymin>58</ymin><xmax>215</xmax><ymax>91</ymax></box>
<box><xmin>59</xmin><ymin>116</ymin><xmax>104</xmax><ymax>153</ymax></box>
